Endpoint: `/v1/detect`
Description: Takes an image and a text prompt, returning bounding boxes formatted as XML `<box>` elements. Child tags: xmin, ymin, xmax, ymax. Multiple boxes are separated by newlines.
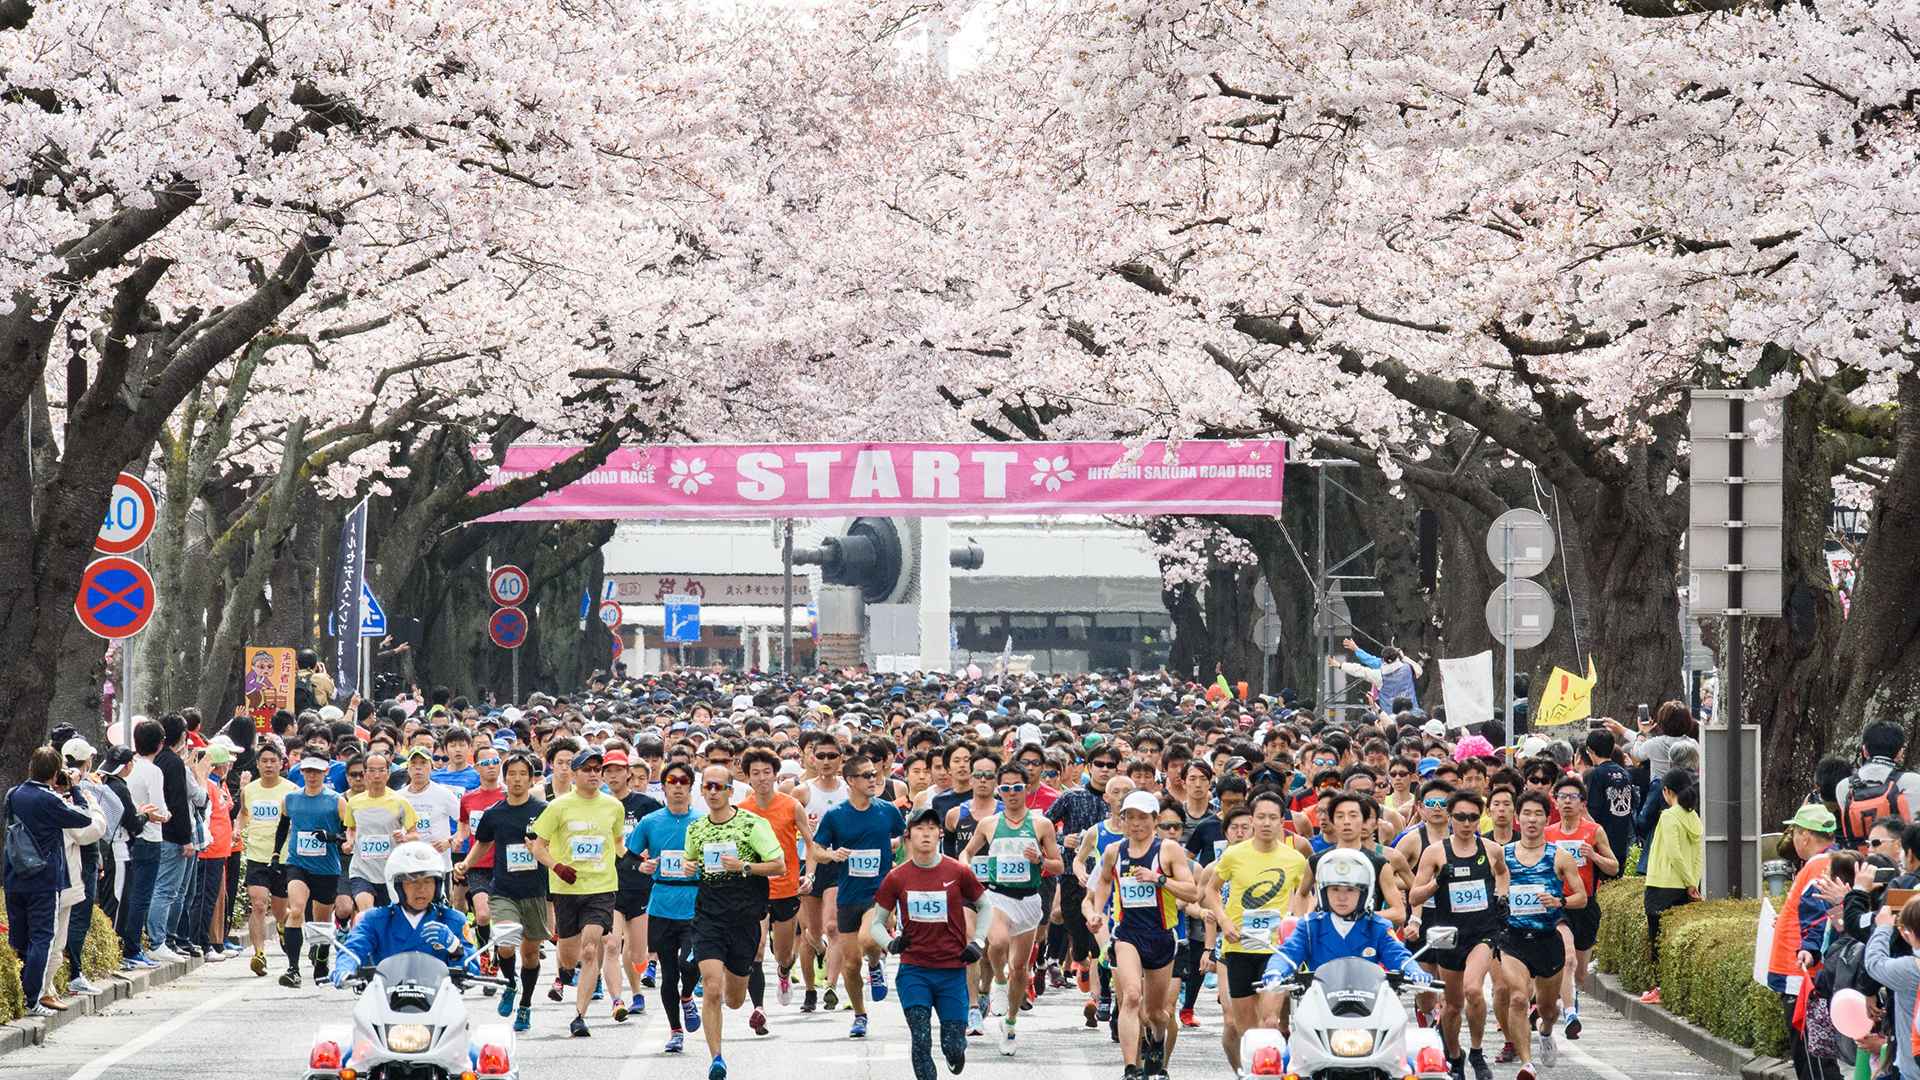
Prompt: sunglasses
<box><xmin>1552</xmin><ymin>792</ymin><xmax>1581</xmax><ymax>801</ymax></box>
<box><xmin>701</xmin><ymin>782</ymin><xmax>729</xmax><ymax>791</ymax></box>
<box><xmin>850</xmin><ymin>771</ymin><xmax>876</xmax><ymax>781</ymax></box>
<box><xmin>971</xmin><ymin>770</ymin><xmax>997</xmax><ymax>779</ymax></box>
<box><xmin>815</xmin><ymin>752</ymin><xmax>842</xmax><ymax>761</ymax></box>
<box><xmin>1870</xmin><ymin>838</ymin><xmax>1893</xmax><ymax>848</ymax></box>
<box><xmin>1156</xmin><ymin>822</ymin><xmax>1183</xmax><ymax>832</ymax></box>
<box><xmin>709</xmin><ymin>758</ymin><xmax>733</xmax><ymax>767</ymax></box>
<box><xmin>996</xmin><ymin>783</ymin><xmax>1026</xmax><ymax>794</ymax></box>
<box><xmin>1450</xmin><ymin>812</ymin><xmax>1479</xmax><ymax>822</ymax></box>
<box><xmin>1042</xmin><ymin>770</ymin><xmax>1059</xmax><ymax>778</ymax></box>
<box><xmin>1389</xmin><ymin>770</ymin><xmax>1411</xmax><ymax>779</ymax></box>
<box><xmin>1422</xmin><ymin>798</ymin><xmax>1449</xmax><ymax>808</ymax></box>
<box><xmin>1091</xmin><ymin>760</ymin><xmax>1119</xmax><ymax>769</ymax></box>
<box><xmin>433</xmin><ymin>756</ymin><xmax>449</xmax><ymax>764</ymax></box>
<box><xmin>663</xmin><ymin>777</ymin><xmax>693</xmax><ymax>786</ymax></box>
<box><xmin>476</xmin><ymin>759</ymin><xmax>500</xmax><ymax>767</ymax></box>
<box><xmin>346</xmin><ymin>771</ymin><xmax>365</xmax><ymax>780</ymax></box>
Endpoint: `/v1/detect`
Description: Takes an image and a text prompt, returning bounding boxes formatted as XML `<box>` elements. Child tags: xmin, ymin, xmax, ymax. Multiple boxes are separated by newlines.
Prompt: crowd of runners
<box><xmin>202</xmin><ymin>661</ymin><xmax>1645</xmax><ymax>1080</ymax></box>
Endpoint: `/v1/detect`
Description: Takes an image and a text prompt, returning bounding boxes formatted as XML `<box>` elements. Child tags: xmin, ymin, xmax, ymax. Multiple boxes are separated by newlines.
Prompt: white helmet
<box><xmin>385</xmin><ymin>841</ymin><xmax>444</xmax><ymax>887</ymax></box>
<box><xmin>1315</xmin><ymin>849</ymin><xmax>1375</xmax><ymax>912</ymax></box>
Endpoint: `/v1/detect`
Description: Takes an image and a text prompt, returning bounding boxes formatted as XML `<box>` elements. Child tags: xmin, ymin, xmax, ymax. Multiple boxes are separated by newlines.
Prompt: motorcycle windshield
<box><xmin>1312</xmin><ymin>957</ymin><xmax>1383</xmax><ymax>1017</ymax></box>
<box><xmin>374</xmin><ymin>951</ymin><xmax>454</xmax><ymax>989</ymax></box>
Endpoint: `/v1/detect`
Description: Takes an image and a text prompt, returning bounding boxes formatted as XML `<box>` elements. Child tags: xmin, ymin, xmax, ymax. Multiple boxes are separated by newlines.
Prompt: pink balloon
<box><xmin>1831</xmin><ymin>988</ymin><xmax>1873</xmax><ymax>1041</ymax></box>
<box><xmin>966</xmin><ymin>664</ymin><xmax>982</xmax><ymax>680</ymax></box>
<box><xmin>1276</xmin><ymin>917</ymin><xmax>1299</xmax><ymax>945</ymax></box>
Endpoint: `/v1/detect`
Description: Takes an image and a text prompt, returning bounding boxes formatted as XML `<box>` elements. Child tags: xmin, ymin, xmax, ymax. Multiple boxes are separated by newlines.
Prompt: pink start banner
<box><xmin>474</xmin><ymin>440</ymin><xmax>1287</xmax><ymax>520</ymax></box>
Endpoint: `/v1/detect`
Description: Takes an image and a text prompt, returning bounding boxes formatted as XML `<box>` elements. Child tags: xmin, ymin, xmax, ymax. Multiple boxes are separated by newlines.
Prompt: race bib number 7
<box><xmin>703</xmin><ymin>841</ymin><xmax>739</xmax><ymax>871</ymax></box>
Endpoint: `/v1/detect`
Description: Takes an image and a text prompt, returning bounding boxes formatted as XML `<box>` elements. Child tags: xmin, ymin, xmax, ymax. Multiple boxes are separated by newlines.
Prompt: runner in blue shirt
<box><xmin>275</xmin><ymin>757</ymin><xmax>347</xmax><ymax>987</ymax></box>
<box><xmin>627</xmin><ymin>762</ymin><xmax>702</xmax><ymax>1052</ymax></box>
<box><xmin>809</xmin><ymin>764</ymin><xmax>906</xmax><ymax>1037</ymax></box>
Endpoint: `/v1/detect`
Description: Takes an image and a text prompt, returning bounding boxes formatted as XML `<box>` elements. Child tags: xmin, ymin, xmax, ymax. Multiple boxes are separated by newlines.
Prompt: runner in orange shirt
<box><xmin>742</xmin><ymin>747</ymin><xmax>812</xmax><ymax>1033</ymax></box>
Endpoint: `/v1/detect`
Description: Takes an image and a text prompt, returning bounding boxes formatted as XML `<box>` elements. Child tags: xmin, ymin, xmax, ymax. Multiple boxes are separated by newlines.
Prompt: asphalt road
<box><xmin>1</xmin><ymin>953</ymin><xmax>1738</xmax><ymax>1080</ymax></box>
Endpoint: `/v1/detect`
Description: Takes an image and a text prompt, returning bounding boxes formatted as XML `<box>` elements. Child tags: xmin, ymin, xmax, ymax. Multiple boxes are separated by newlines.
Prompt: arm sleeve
<box><xmin>1351</xmin><ymin>646</ymin><xmax>1383</xmax><ymax>669</ymax></box>
<box><xmin>1338</xmin><ymin>661</ymin><xmax>1383</xmax><ymax>685</ymax></box>
<box><xmin>1865</xmin><ymin>925</ymin><xmax>1920</xmax><ymax>995</ymax></box>
<box><xmin>1374</xmin><ymin>920</ymin><xmax>1418</xmax><ymax>974</ymax></box>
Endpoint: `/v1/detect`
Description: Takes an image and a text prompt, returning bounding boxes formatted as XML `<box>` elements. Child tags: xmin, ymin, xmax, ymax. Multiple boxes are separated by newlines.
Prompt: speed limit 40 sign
<box><xmin>96</xmin><ymin>474</ymin><xmax>156</xmax><ymax>555</ymax></box>
<box><xmin>488</xmin><ymin>565</ymin><xmax>529</xmax><ymax>606</ymax></box>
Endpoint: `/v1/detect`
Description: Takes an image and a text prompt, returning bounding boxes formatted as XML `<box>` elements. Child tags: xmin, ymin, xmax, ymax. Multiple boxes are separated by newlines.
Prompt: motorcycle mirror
<box><xmin>1425</xmin><ymin>925</ymin><xmax>1458</xmax><ymax>951</ymax></box>
<box><xmin>490</xmin><ymin>922</ymin><xmax>524</xmax><ymax>950</ymax></box>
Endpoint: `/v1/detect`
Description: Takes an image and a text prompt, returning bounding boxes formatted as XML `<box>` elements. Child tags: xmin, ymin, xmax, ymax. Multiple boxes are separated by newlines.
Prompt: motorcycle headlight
<box><xmin>1328</xmin><ymin>1028</ymin><xmax>1374</xmax><ymax>1058</ymax></box>
<box><xmin>385</xmin><ymin>1024</ymin><xmax>433</xmax><ymax>1053</ymax></box>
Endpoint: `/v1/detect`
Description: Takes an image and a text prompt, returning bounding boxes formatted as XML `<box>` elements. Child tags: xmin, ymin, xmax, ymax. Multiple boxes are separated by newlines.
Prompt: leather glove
<box><xmin>959</xmin><ymin>941</ymin><xmax>983</xmax><ymax>965</ymax></box>
<box><xmin>553</xmin><ymin>864</ymin><xmax>578</xmax><ymax>885</ymax></box>
<box><xmin>887</xmin><ymin>933</ymin><xmax>911</xmax><ymax>956</ymax></box>
<box><xmin>419</xmin><ymin>922</ymin><xmax>460</xmax><ymax>955</ymax></box>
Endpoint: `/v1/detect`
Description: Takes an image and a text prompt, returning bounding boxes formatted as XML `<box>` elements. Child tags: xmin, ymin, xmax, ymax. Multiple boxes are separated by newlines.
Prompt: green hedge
<box><xmin>1593</xmin><ymin>876</ymin><xmax>1788</xmax><ymax>1058</ymax></box>
<box><xmin>0</xmin><ymin>906</ymin><xmax>126</xmax><ymax>1020</ymax></box>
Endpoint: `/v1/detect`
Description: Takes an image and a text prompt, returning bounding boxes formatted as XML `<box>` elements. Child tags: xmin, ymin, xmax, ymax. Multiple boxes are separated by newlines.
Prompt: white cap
<box><xmin>732</xmin><ymin>694</ymin><xmax>753</xmax><ymax>711</ymax></box>
<box><xmin>777</xmin><ymin>759</ymin><xmax>804</xmax><ymax>779</ymax></box>
<box><xmin>501</xmin><ymin>707</ymin><xmax>524</xmax><ymax>723</ymax></box>
<box><xmin>1520</xmin><ymin>736</ymin><xmax>1549</xmax><ymax>757</ymax></box>
<box><xmin>297</xmin><ymin>756</ymin><xmax>330</xmax><ymax>773</ymax></box>
<box><xmin>1121</xmin><ymin>790</ymin><xmax>1160</xmax><ymax>816</ymax></box>
<box><xmin>1421</xmin><ymin>718</ymin><xmax>1446</xmax><ymax>738</ymax></box>
<box><xmin>61</xmin><ymin>736</ymin><xmax>97</xmax><ymax>762</ymax></box>
<box><xmin>1018</xmin><ymin>722</ymin><xmax>1044</xmax><ymax>747</ymax></box>
<box><xmin>318</xmin><ymin>705</ymin><xmax>344</xmax><ymax>722</ymax></box>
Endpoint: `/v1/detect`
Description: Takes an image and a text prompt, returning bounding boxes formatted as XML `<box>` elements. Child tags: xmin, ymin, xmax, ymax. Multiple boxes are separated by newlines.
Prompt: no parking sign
<box><xmin>76</xmin><ymin>557</ymin><xmax>157</xmax><ymax>639</ymax></box>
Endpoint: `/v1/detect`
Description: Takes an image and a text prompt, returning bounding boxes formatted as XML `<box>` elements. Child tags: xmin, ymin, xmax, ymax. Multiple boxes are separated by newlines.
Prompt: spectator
<box><xmin>1335</xmin><ymin>638</ymin><xmax>1423</xmax><ymax>713</ymax></box>
<box><xmin>1835</xmin><ymin>720</ymin><xmax>1920</xmax><ymax>851</ymax></box>
<box><xmin>1580</xmin><ymin>730</ymin><xmax>1637</xmax><ymax>874</ymax></box>
<box><xmin>120</xmin><ymin>719</ymin><xmax>170</xmax><ymax>967</ymax></box>
<box><xmin>1634</xmin><ymin>742</ymin><xmax>1701</xmax><ymax>873</ymax></box>
<box><xmin>145</xmin><ymin>714</ymin><xmax>195</xmax><ymax>962</ymax></box>
<box><xmin>1865</xmin><ymin>896</ymin><xmax>1920</xmax><ymax>1080</ymax></box>
<box><xmin>188</xmin><ymin>742</ymin><xmax>236</xmax><ymax>958</ymax></box>
<box><xmin>1767</xmin><ymin>804</ymin><xmax>1844</xmax><ymax>1080</ymax></box>
<box><xmin>49</xmin><ymin>738</ymin><xmax>107</xmax><ymax>1002</ymax></box>
<box><xmin>295</xmin><ymin>649</ymin><xmax>335</xmax><ymax>713</ymax></box>
<box><xmin>168</xmin><ymin>740</ymin><xmax>213</xmax><ymax>955</ymax></box>
<box><xmin>95</xmin><ymin>746</ymin><xmax>138</xmax><ymax>930</ymax></box>
<box><xmin>4</xmin><ymin>747</ymin><xmax>97</xmax><ymax>1015</ymax></box>
<box><xmin>1638</xmin><ymin>768</ymin><xmax>1701</xmax><ymax>1005</ymax></box>
<box><xmin>1607</xmin><ymin>700</ymin><xmax>1698</xmax><ymax>782</ymax></box>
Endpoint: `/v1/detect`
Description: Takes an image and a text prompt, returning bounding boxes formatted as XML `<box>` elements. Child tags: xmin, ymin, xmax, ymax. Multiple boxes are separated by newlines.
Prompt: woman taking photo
<box><xmin>1638</xmin><ymin>767</ymin><xmax>1701</xmax><ymax>1005</ymax></box>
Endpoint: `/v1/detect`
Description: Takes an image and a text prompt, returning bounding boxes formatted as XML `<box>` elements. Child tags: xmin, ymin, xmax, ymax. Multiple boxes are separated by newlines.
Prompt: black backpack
<box><xmin>293</xmin><ymin>672</ymin><xmax>318</xmax><ymax>713</ymax></box>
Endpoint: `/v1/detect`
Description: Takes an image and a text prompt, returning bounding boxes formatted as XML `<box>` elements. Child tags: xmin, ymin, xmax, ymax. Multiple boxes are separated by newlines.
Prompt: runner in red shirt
<box><xmin>872</xmin><ymin>806</ymin><xmax>993</xmax><ymax>1080</ymax></box>
<box><xmin>1543</xmin><ymin>773</ymin><xmax>1619</xmax><ymax>1041</ymax></box>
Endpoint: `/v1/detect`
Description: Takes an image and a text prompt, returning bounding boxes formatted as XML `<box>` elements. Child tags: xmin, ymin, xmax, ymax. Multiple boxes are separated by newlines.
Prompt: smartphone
<box><xmin>1637</xmin><ymin>703</ymin><xmax>1651</xmax><ymax>722</ymax></box>
<box><xmin>1876</xmin><ymin>865</ymin><xmax>1900</xmax><ymax>887</ymax></box>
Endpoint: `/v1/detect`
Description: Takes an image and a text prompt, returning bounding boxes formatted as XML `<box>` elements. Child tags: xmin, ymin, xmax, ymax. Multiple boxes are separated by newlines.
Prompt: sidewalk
<box><xmin>0</xmin><ymin>952</ymin><xmax>207</xmax><ymax>1056</ymax></box>
<box><xmin>1582</xmin><ymin>970</ymin><xmax>1796</xmax><ymax>1080</ymax></box>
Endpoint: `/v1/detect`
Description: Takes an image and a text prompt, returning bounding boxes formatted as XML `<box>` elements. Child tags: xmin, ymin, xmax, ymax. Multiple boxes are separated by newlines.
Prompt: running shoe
<box><xmin>613</xmin><ymin>996</ymin><xmax>630</xmax><ymax>1022</ymax></box>
<box><xmin>991</xmin><ymin>980</ymin><xmax>1009</xmax><ymax>1017</ymax></box>
<box><xmin>1639</xmin><ymin>987</ymin><xmax>1661</xmax><ymax>1004</ymax></box>
<box><xmin>824</xmin><ymin>985</ymin><xmax>839</xmax><ymax>1011</ymax></box>
<box><xmin>549</xmin><ymin>977</ymin><xmax>566</xmax><ymax>1002</ymax></box>
<box><xmin>1468</xmin><ymin>1048</ymin><xmax>1493</xmax><ymax>1080</ymax></box>
<box><xmin>1496</xmin><ymin>1041</ymin><xmax>1517</xmax><ymax>1064</ymax></box>
<box><xmin>278</xmin><ymin>969</ymin><xmax>302</xmax><ymax>988</ymax></box>
<box><xmin>514</xmin><ymin>1006</ymin><xmax>531</xmax><ymax>1032</ymax></box>
<box><xmin>1203</xmin><ymin>971</ymin><xmax>1217</xmax><ymax>990</ymax></box>
<box><xmin>1564</xmin><ymin>1014</ymin><xmax>1582</xmax><ymax>1040</ymax></box>
<box><xmin>312</xmin><ymin>956</ymin><xmax>329</xmax><ymax>981</ymax></box>
<box><xmin>968</xmin><ymin>1004</ymin><xmax>985</xmax><ymax>1036</ymax></box>
<box><xmin>499</xmin><ymin>991</ymin><xmax>515</xmax><ymax>1017</ymax></box>
<box><xmin>1539</xmin><ymin>1032</ymin><xmax>1558</xmax><ymax>1068</ymax></box>
<box><xmin>684</xmin><ymin>996</ymin><xmax>702</xmax><ymax>1033</ymax></box>
<box><xmin>570</xmin><ymin>1015</ymin><xmax>590</xmax><ymax>1038</ymax></box>
<box><xmin>849</xmin><ymin>1014</ymin><xmax>868</xmax><ymax>1039</ymax></box>
<box><xmin>947</xmin><ymin>1046</ymin><xmax>967</xmax><ymax>1074</ymax></box>
<box><xmin>750</xmin><ymin>1007</ymin><xmax>768</xmax><ymax>1035</ymax></box>
<box><xmin>594</xmin><ymin>978</ymin><xmax>605</xmax><ymax>1001</ymax></box>
<box><xmin>869</xmin><ymin>962</ymin><xmax>888</xmax><ymax>1002</ymax></box>
<box><xmin>1078</xmin><ymin>964</ymin><xmax>1092</xmax><ymax>994</ymax></box>
<box><xmin>778</xmin><ymin>971</ymin><xmax>793</xmax><ymax>1006</ymax></box>
<box><xmin>1179</xmin><ymin>1008</ymin><xmax>1198</xmax><ymax>1028</ymax></box>
<box><xmin>802</xmin><ymin>989</ymin><xmax>818</xmax><ymax>1013</ymax></box>
<box><xmin>635</xmin><ymin>992</ymin><xmax>647</xmax><ymax>1014</ymax></box>
<box><xmin>709</xmin><ymin>1056</ymin><xmax>728</xmax><ymax>1080</ymax></box>
<box><xmin>1122</xmin><ymin>1065</ymin><xmax>1144</xmax><ymax>1080</ymax></box>
<box><xmin>1448</xmin><ymin>1052</ymin><xmax>1465</xmax><ymax>1080</ymax></box>
<box><xmin>999</xmin><ymin>1017</ymin><xmax>1016</xmax><ymax>1056</ymax></box>
<box><xmin>1518</xmin><ymin>1067</ymin><xmax>1537</xmax><ymax>1080</ymax></box>
<box><xmin>643</xmin><ymin>961</ymin><xmax>657</xmax><ymax>988</ymax></box>
<box><xmin>250</xmin><ymin>951</ymin><xmax>268</xmax><ymax>977</ymax></box>
<box><xmin>1096</xmin><ymin>996</ymin><xmax>1113</xmax><ymax>1022</ymax></box>
<box><xmin>665</xmin><ymin>1030</ymin><xmax>685</xmax><ymax>1053</ymax></box>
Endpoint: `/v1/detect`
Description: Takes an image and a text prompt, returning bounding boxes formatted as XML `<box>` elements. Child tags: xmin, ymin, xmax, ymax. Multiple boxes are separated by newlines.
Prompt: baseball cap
<box><xmin>1785</xmin><ymin>804</ymin><xmax>1837</xmax><ymax>833</ymax></box>
<box><xmin>60</xmin><ymin>736</ymin><xmax>97</xmax><ymax>763</ymax></box>
<box><xmin>1121</xmin><ymin>790</ymin><xmax>1160</xmax><ymax>816</ymax></box>
<box><xmin>1416</xmin><ymin>756</ymin><xmax>1441</xmax><ymax>777</ymax></box>
<box><xmin>205</xmin><ymin>744</ymin><xmax>232</xmax><ymax>766</ymax></box>
<box><xmin>404</xmin><ymin>746</ymin><xmax>433</xmax><ymax>763</ymax></box>
<box><xmin>602</xmin><ymin>749</ymin><xmax>630</xmax><ymax>767</ymax></box>
<box><xmin>1421</xmin><ymin>718</ymin><xmax>1446</xmax><ymax>738</ymax></box>
<box><xmin>318</xmin><ymin>705</ymin><xmax>345</xmax><ymax>722</ymax></box>
<box><xmin>905</xmin><ymin>806</ymin><xmax>944</xmax><ymax>831</ymax></box>
<box><xmin>574</xmin><ymin>747</ymin><xmax>606</xmax><ymax>769</ymax></box>
<box><xmin>298</xmin><ymin>756</ymin><xmax>330</xmax><ymax>773</ymax></box>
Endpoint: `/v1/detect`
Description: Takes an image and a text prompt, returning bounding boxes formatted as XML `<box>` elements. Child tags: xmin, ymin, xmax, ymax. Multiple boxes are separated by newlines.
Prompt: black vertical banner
<box><xmin>331</xmin><ymin>498</ymin><xmax>368</xmax><ymax>699</ymax></box>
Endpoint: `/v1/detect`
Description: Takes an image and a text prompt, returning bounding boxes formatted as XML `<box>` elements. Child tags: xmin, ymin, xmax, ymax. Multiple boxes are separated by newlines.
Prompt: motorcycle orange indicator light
<box><xmin>461</xmin><ymin>1072</ymin><xmax>479</xmax><ymax>1080</ymax></box>
<box><xmin>339</xmin><ymin>1071</ymin><xmax>356</xmax><ymax>1080</ymax></box>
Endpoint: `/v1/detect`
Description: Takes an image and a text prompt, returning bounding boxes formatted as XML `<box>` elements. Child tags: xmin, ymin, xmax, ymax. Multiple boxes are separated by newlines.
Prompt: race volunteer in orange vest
<box><xmin>1767</xmin><ymin>805</ymin><xmax>1842</xmax><ymax>1080</ymax></box>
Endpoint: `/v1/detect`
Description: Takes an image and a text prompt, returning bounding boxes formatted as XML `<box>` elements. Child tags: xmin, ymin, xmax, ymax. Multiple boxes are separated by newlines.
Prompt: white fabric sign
<box><xmin>1440</xmin><ymin>651</ymin><xmax>1495</xmax><ymax>728</ymax></box>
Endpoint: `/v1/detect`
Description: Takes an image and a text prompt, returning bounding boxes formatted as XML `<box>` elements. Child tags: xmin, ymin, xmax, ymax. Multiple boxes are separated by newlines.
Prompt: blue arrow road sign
<box><xmin>664</xmin><ymin>594</ymin><xmax>701</xmax><ymax>643</ymax></box>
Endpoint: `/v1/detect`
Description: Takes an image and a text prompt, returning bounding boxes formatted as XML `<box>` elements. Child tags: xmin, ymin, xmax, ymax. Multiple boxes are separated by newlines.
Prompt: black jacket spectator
<box><xmin>156</xmin><ymin>747</ymin><xmax>192</xmax><ymax>846</ymax></box>
<box><xmin>4</xmin><ymin>780</ymin><xmax>92</xmax><ymax>893</ymax></box>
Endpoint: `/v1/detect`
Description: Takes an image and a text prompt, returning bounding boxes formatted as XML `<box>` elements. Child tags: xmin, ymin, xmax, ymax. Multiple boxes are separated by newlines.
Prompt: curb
<box><xmin>1582</xmin><ymin>970</ymin><xmax>1796</xmax><ymax>1080</ymax></box>
<box><xmin>0</xmin><ymin>952</ymin><xmax>205</xmax><ymax>1056</ymax></box>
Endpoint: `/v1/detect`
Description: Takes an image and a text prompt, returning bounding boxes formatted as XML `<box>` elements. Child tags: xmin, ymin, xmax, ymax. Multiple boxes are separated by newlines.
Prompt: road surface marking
<box><xmin>66</xmin><ymin>986</ymin><xmax>247</xmax><ymax>1080</ymax></box>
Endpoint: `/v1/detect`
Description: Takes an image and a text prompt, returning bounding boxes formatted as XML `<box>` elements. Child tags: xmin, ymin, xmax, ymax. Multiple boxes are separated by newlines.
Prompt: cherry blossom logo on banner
<box><xmin>669</xmin><ymin>457</ymin><xmax>716</xmax><ymax>495</ymax></box>
<box><xmin>1030</xmin><ymin>455</ymin><xmax>1076</xmax><ymax>492</ymax></box>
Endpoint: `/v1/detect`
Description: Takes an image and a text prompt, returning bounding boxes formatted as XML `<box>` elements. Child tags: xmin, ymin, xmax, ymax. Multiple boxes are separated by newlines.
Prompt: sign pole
<box><xmin>1726</xmin><ymin>394</ymin><xmax>1747</xmax><ymax>898</ymax></box>
<box><xmin>512</xmin><ymin>647</ymin><xmax>520</xmax><ymax>704</ymax></box>
<box><xmin>1503</xmin><ymin>525</ymin><xmax>1516</xmax><ymax>750</ymax></box>
<box><xmin>782</xmin><ymin>520</ymin><xmax>794</xmax><ymax>675</ymax></box>
<box><xmin>122</xmin><ymin>640</ymin><xmax>134</xmax><ymax>743</ymax></box>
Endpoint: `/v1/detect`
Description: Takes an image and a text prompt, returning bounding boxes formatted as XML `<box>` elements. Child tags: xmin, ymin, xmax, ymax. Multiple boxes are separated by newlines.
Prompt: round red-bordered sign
<box><xmin>610</xmin><ymin>632</ymin><xmax>624</xmax><ymax>661</ymax></box>
<box><xmin>599</xmin><ymin>600</ymin><xmax>623</xmax><ymax>629</ymax></box>
<box><xmin>489</xmin><ymin>606</ymin><xmax>529</xmax><ymax>649</ymax></box>
<box><xmin>95</xmin><ymin>474</ymin><xmax>157</xmax><ymax>554</ymax></box>
<box><xmin>488</xmin><ymin>565</ymin><xmax>529</xmax><ymax>607</ymax></box>
<box><xmin>75</xmin><ymin>557</ymin><xmax>157</xmax><ymax>639</ymax></box>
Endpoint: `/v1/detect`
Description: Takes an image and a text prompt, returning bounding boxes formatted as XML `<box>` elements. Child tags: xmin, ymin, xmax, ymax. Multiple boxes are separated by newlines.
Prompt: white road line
<box><xmin>65</xmin><ymin>986</ymin><xmax>248</xmax><ymax>1080</ymax></box>
<box><xmin>1557</xmin><ymin>1033</ymin><xmax>1646</xmax><ymax>1080</ymax></box>
<box><xmin>615</xmin><ymin>1004</ymin><xmax>662</xmax><ymax>1080</ymax></box>
<box><xmin>1056</xmin><ymin>1045</ymin><xmax>1098</xmax><ymax>1080</ymax></box>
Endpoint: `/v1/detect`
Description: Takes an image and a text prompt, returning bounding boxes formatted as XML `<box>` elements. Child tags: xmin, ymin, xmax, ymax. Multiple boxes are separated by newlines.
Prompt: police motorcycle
<box><xmin>300</xmin><ymin>843</ymin><xmax>524</xmax><ymax>1080</ymax></box>
<box><xmin>1239</xmin><ymin>849</ymin><xmax>1458</xmax><ymax>1080</ymax></box>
